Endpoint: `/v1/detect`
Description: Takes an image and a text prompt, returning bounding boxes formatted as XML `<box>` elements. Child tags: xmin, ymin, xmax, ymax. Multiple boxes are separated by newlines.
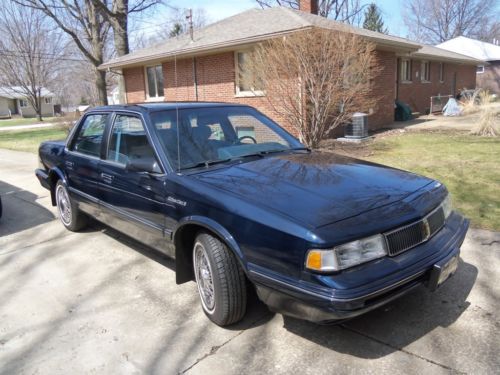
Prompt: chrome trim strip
<box><xmin>69</xmin><ymin>186</ymin><xmax>171</xmax><ymax>235</ymax></box>
<box><xmin>249</xmin><ymin>268</ymin><xmax>426</xmax><ymax>303</ymax></box>
<box><xmin>68</xmin><ymin>186</ymin><xmax>99</xmax><ymax>203</ymax></box>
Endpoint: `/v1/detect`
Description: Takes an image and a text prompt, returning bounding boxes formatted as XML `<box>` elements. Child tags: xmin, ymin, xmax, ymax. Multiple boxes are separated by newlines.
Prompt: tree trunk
<box><xmin>113</xmin><ymin>1</ymin><xmax>129</xmax><ymax>104</ymax></box>
<box><xmin>37</xmin><ymin>90</ymin><xmax>43</xmax><ymax>121</ymax></box>
<box><xmin>96</xmin><ymin>68</ymin><xmax>108</xmax><ymax>106</ymax></box>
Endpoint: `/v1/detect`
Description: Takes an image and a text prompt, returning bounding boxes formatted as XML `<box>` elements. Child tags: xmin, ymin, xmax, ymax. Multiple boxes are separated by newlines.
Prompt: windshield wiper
<box><xmin>289</xmin><ymin>147</ymin><xmax>311</xmax><ymax>152</ymax></box>
<box><xmin>180</xmin><ymin>158</ymin><xmax>233</xmax><ymax>170</ymax></box>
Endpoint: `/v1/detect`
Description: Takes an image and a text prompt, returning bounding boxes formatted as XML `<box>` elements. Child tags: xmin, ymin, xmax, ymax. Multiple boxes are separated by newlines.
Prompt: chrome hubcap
<box><xmin>56</xmin><ymin>185</ymin><xmax>72</xmax><ymax>226</ymax></box>
<box><xmin>194</xmin><ymin>242</ymin><xmax>215</xmax><ymax>313</ymax></box>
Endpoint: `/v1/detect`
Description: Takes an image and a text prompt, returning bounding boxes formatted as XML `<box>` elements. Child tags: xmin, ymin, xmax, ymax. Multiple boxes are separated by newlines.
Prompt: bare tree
<box><xmin>14</xmin><ymin>0</ymin><xmax>111</xmax><ymax>105</ymax></box>
<box><xmin>131</xmin><ymin>8</ymin><xmax>209</xmax><ymax>50</ymax></box>
<box><xmin>248</xmin><ymin>28</ymin><xmax>379</xmax><ymax>148</ymax></box>
<box><xmin>255</xmin><ymin>0</ymin><xmax>366</xmax><ymax>24</ymax></box>
<box><xmin>403</xmin><ymin>0</ymin><xmax>499</xmax><ymax>43</ymax></box>
<box><xmin>0</xmin><ymin>3</ymin><xmax>67</xmax><ymax>120</ymax></box>
<box><xmin>90</xmin><ymin>0</ymin><xmax>163</xmax><ymax>56</ymax></box>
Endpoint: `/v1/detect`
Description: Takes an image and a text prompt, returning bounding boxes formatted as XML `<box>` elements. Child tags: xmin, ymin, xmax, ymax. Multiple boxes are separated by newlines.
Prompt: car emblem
<box><xmin>422</xmin><ymin>219</ymin><xmax>431</xmax><ymax>240</ymax></box>
<box><xmin>167</xmin><ymin>196</ymin><xmax>187</xmax><ymax>206</ymax></box>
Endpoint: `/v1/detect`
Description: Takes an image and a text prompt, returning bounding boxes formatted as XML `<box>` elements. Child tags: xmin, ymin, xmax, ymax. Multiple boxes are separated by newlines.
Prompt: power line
<box><xmin>0</xmin><ymin>50</ymin><xmax>87</xmax><ymax>62</ymax></box>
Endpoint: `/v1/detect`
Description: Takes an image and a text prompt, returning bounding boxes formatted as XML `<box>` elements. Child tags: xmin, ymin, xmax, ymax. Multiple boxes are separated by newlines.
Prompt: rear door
<box><xmin>98</xmin><ymin>112</ymin><xmax>170</xmax><ymax>253</ymax></box>
<box><xmin>65</xmin><ymin>113</ymin><xmax>108</xmax><ymax>214</ymax></box>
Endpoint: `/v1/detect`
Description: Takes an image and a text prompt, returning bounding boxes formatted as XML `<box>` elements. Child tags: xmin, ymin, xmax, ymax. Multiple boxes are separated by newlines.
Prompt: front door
<box><xmin>99</xmin><ymin>113</ymin><xmax>170</xmax><ymax>253</ymax></box>
<box><xmin>65</xmin><ymin>113</ymin><xmax>108</xmax><ymax>214</ymax></box>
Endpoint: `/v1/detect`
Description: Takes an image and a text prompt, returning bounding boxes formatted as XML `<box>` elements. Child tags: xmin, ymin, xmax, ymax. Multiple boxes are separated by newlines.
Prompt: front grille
<box><xmin>384</xmin><ymin>206</ymin><xmax>445</xmax><ymax>256</ymax></box>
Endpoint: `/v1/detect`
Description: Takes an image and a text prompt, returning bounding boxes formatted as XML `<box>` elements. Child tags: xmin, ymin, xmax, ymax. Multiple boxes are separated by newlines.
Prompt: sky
<box><xmin>161</xmin><ymin>0</ymin><xmax>409</xmax><ymax>37</ymax></box>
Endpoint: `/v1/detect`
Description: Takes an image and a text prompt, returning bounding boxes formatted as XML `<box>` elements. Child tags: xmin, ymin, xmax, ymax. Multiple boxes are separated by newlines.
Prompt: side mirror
<box><xmin>126</xmin><ymin>157</ymin><xmax>162</xmax><ymax>174</ymax></box>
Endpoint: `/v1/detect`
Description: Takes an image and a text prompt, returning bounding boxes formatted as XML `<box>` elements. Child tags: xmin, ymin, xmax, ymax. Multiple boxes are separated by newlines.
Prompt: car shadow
<box><xmin>282</xmin><ymin>258</ymin><xmax>478</xmax><ymax>358</ymax></box>
<box><xmin>83</xmin><ymin>219</ymin><xmax>274</xmax><ymax>330</ymax></box>
<box><xmin>0</xmin><ymin>180</ymin><xmax>55</xmax><ymax>237</ymax></box>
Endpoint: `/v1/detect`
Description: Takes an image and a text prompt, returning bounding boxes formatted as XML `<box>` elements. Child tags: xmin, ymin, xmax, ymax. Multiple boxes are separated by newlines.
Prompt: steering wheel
<box><xmin>236</xmin><ymin>135</ymin><xmax>257</xmax><ymax>144</ymax></box>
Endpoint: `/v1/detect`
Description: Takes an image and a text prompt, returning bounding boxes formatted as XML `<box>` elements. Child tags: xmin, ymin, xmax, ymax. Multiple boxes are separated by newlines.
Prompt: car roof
<box><xmin>88</xmin><ymin>102</ymin><xmax>248</xmax><ymax>114</ymax></box>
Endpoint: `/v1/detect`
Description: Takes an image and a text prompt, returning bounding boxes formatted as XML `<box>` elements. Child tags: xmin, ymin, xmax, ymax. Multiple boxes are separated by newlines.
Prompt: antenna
<box><xmin>186</xmin><ymin>9</ymin><xmax>194</xmax><ymax>41</ymax></box>
<box><xmin>175</xmin><ymin>53</ymin><xmax>180</xmax><ymax>173</ymax></box>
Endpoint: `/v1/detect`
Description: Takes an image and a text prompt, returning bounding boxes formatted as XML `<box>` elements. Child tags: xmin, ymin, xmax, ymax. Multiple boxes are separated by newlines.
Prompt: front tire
<box><xmin>55</xmin><ymin>180</ymin><xmax>87</xmax><ymax>231</ymax></box>
<box><xmin>193</xmin><ymin>232</ymin><xmax>247</xmax><ymax>326</ymax></box>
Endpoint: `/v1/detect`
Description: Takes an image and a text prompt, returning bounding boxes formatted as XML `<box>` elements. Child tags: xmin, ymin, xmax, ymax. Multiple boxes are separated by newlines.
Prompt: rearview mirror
<box><xmin>126</xmin><ymin>157</ymin><xmax>162</xmax><ymax>174</ymax></box>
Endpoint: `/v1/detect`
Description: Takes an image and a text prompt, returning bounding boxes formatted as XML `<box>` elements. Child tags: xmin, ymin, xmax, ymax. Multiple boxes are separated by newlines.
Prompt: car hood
<box><xmin>190</xmin><ymin>151</ymin><xmax>434</xmax><ymax>228</ymax></box>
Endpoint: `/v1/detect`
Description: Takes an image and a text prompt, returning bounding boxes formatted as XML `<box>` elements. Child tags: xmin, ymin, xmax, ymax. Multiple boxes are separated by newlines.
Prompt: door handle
<box><xmin>101</xmin><ymin>173</ymin><xmax>114</xmax><ymax>183</ymax></box>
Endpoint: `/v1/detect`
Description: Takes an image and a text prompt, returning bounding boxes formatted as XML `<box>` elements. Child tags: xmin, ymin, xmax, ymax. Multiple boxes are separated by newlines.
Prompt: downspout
<box><xmin>395</xmin><ymin>57</ymin><xmax>400</xmax><ymax>100</ymax></box>
<box><xmin>192</xmin><ymin>57</ymin><xmax>198</xmax><ymax>101</ymax></box>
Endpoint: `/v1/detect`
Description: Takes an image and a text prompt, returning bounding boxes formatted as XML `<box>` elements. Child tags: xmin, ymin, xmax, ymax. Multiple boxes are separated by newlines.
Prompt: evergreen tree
<box><xmin>169</xmin><ymin>23</ymin><xmax>183</xmax><ymax>38</ymax></box>
<box><xmin>362</xmin><ymin>3</ymin><xmax>388</xmax><ymax>34</ymax></box>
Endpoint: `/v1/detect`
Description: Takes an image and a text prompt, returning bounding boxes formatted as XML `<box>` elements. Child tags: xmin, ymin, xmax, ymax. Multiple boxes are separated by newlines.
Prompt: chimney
<box><xmin>299</xmin><ymin>0</ymin><xmax>318</xmax><ymax>15</ymax></box>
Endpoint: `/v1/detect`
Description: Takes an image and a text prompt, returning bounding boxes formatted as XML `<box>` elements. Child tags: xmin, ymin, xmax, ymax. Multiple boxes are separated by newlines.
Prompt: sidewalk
<box><xmin>0</xmin><ymin>122</ymin><xmax>56</xmax><ymax>132</ymax></box>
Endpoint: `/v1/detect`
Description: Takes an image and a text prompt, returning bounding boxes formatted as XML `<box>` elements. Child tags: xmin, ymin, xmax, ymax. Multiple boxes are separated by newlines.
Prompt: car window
<box><xmin>229</xmin><ymin>114</ymin><xmax>287</xmax><ymax>145</ymax></box>
<box><xmin>107</xmin><ymin>114</ymin><xmax>157</xmax><ymax>165</ymax></box>
<box><xmin>72</xmin><ymin>114</ymin><xmax>108</xmax><ymax>157</ymax></box>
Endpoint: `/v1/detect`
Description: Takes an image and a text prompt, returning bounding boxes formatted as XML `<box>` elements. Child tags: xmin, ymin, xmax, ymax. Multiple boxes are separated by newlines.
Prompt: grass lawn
<box><xmin>364</xmin><ymin>132</ymin><xmax>500</xmax><ymax>231</ymax></box>
<box><xmin>0</xmin><ymin>127</ymin><xmax>67</xmax><ymax>153</ymax></box>
<box><xmin>0</xmin><ymin>117</ymin><xmax>58</xmax><ymax>127</ymax></box>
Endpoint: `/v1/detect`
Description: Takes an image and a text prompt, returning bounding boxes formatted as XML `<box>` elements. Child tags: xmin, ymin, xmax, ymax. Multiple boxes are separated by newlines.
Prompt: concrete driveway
<box><xmin>0</xmin><ymin>148</ymin><xmax>498</xmax><ymax>375</ymax></box>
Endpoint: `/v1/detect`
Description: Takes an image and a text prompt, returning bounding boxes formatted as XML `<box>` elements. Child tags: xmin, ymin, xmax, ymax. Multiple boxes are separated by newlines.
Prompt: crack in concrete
<box><xmin>340</xmin><ymin>324</ymin><xmax>467</xmax><ymax>374</ymax></box>
<box><xmin>179</xmin><ymin>312</ymin><xmax>271</xmax><ymax>374</ymax></box>
<box><xmin>0</xmin><ymin>231</ymin><xmax>74</xmax><ymax>257</ymax></box>
<box><xmin>480</xmin><ymin>240</ymin><xmax>499</xmax><ymax>246</ymax></box>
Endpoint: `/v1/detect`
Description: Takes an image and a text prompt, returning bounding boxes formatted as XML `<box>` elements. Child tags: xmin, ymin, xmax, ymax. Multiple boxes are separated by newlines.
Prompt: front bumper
<box><xmin>250</xmin><ymin>212</ymin><xmax>469</xmax><ymax>324</ymax></box>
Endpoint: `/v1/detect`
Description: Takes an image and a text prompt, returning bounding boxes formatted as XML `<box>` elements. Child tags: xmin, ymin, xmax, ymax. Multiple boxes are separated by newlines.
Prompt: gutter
<box><xmin>411</xmin><ymin>53</ymin><xmax>486</xmax><ymax>65</ymax></box>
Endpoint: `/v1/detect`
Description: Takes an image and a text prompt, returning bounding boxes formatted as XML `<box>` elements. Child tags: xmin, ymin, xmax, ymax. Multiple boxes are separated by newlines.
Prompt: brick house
<box><xmin>99</xmin><ymin>1</ymin><xmax>480</xmax><ymax>136</ymax></box>
<box><xmin>437</xmin><ymin>36</ymin><xmax>500</xmax><ymax>94</ymax></box>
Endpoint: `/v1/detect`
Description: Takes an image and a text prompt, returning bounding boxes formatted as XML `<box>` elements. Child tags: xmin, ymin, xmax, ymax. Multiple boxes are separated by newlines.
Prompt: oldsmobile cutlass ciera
<box><xmin>36</xmin><ymin>103</ymin><xmax>469</xmax><ymax>326</ymax></box>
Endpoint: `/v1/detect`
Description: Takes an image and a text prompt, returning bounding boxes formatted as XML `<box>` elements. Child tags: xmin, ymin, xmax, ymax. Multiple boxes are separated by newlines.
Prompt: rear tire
<box><xmin>55</xmin><ymin>180</ymin><xmax>87</xmax><ymax>231</ymax></box>
<box><xmin>193</xmin><ymin>232</ymin><xmax>247</xmax><ymax>326</ymax></box>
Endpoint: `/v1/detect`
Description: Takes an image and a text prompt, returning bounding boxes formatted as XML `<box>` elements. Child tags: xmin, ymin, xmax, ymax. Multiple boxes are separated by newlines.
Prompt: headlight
<box><xmin>442</xmin><ymin>194</ymin><xmax>452</xmax><ymax>219</ymax></box>
<box><xmin>306</xmin><ymin>234</ymin><xmax>387</xmax><ymax>272</ymax></box>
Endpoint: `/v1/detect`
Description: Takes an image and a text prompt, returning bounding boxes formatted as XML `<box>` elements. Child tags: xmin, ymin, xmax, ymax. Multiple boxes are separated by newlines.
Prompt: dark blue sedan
<box><xmin>35</xmin><ymin>103</ymin><xmax>469</xmax><ymax>326</ymax></box>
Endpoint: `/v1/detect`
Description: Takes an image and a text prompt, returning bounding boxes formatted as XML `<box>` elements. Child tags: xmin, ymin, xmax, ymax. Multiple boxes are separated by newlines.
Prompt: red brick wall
<box><xmin>397</xmin><ymin>60</ymin><xmax>476</xmax><ymax>114</ymax></box>
<box><xmin>123</xmin><ymin>66</ymin><xmax>146</xmax><ymax>103</ymax></box>
<box><xmin>369</xmin><ymin>50</ymin><xmax>397</xmax><ymax>129</ymax></box>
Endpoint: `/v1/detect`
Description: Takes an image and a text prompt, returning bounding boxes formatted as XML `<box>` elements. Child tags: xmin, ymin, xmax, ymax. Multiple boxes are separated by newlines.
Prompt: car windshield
<box><xmin>150</xmin><ymin>106</ymin><xmax>303</xmax><ymax>170</ymax></box>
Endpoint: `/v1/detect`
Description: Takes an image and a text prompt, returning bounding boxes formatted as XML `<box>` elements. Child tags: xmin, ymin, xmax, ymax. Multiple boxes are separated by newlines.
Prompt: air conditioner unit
<box><xmin>344</xmin><ymin>112</ymin><xmax>368</xmax><ymax>139</ymax></box>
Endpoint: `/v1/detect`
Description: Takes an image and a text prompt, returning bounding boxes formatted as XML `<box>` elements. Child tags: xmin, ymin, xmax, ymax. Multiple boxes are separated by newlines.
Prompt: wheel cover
<box><xmin>193</xmin><ymin>242</ymin><xmax>216</xmax><ymax>313</ymax></box>
<box><xmin>56</xmin><ymin>184</ymin><xmax>72</xmax><ymax>226</ymax></box>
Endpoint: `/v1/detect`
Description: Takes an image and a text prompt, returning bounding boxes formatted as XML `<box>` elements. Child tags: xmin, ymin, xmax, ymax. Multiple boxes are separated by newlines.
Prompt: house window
<box><xmin>145</xmin><ymin>65</ymin><xmax>164</xmax><ymax>99</ymax></box>
<box><xmin>19</xmin><ymin>99</ymin><xmax>28</xmax><ymax>108</ymax></box>
<box><xmin>477</xmin><ymin>65</ymin><xmax>485</xmax><ymax>74</ymax></box>
<box><xmin>421</xmin><ymin>61</ymin><xmax>431</xmax><ymax>82</ymax></box>
<box><xmin>235</xmin><ymin>51</ymin><xmax>264</xmax><ymax>96</ymax></box>
<box><xmin>439</xmin><ymin>63</ymin><xmax>444</xmax><ymax>82</ymax></box>
<box><xmin>44</xmin><ymin>97</ymin><xmax>52</xmax><ymax>104</ymax></box>
<box><xmin>400</xmin><ymin>59</ymin><xmax>412</xmax><ymax>82</ymax></box>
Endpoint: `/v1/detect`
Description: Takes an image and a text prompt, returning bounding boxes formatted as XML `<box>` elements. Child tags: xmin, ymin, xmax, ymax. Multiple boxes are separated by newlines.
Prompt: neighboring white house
<box><xmin>436</xmin><ymin>36</ymin><xmax>500</xmax><ymax>93</ymax></box>
<box><xmin>107</xmin><ymin>86</ymin><xmax>121</xmax><ymax>105</ymax></box>
<box><xmin>0</xmin><ymin>86</ymin><xmax>56</xmax><ymax>118</ymax></box>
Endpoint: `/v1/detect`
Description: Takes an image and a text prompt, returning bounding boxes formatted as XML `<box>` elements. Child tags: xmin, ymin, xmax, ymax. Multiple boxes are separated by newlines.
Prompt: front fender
<box><xmin>173</xmin><ymin>216</ymin><xmax>247</xmax><ymax>284</ymax></box>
